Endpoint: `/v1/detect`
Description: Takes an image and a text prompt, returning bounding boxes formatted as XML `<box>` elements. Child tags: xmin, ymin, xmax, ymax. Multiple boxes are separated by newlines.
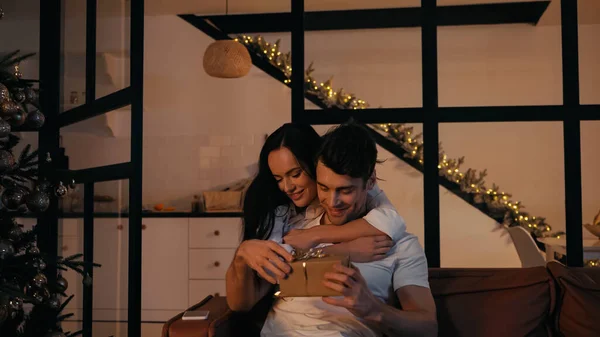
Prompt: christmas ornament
<box><xmin>69</xmin><ymin>179</ymin><xmax>77</xmax><ymax>189</ymax></box>
<box><xmin>44</xmin><ymin>331</ymin><xmax>67</xmax><ymax>337</ymax></box>
<box><xmin>83</xmin><ymin>274</ymin><xmax>93</xmax><ymax>286</ymax></box>
<box><xmin>37</xmin><ymin>180</ymin><xmax>52</xmax><ymax>192</ymax></box>
<box><xmin>0</xmin><ymin>83</ymin><xmax>9</xmax><ymax>101</ymax></box>
<box><xmin>12</xmin><ymin>90</ymin><xmax>25</xmax><ymax>103</ymax></box>
<box><xmin>1</xmin><ymin>188</ymin><xmax>26</xmax><ymax>210</ymax></box>
<box><xmin>33</xmin><ymin>273</ymin><xmax>48</xmax><ymax>287</ymax></box>
<box><xmin>24</xmin><ymin>87</ymin><xmax>38</xmax><ymax>103</ymax></box>
<box><xmin>1</xmin><ymin>100</ymin><xmax>20</xmax><ymax>116</ymax></box>
<box><xmin>25</xmin><ymin>190</ymin><xmax>50</xmax><ymax>213</ymax></box>
<box><xmin>47</xmin><ymin>295</ymin><xmax>61</xmax><ymax>310</ymax></box>
<box><xmin>203</xmin><ymin>40</ymin><xmax>252</xmax><ymax>78</ymax></box>
<box><xmin>0</xmin><ymin>5</ymin><xmax>4</xmax><ymax>20</ymax></box>
<box><xmin>31</xmin><ymin>287</ymin><xmax>49</xmax><ymax>303</ymax></box>
<box><xmin>56</xmin><ymin>275</ymin><xmax>68</xmax><ymax>292</ymax></box>
<box><xmin>39</xmin><ymin>259</ymin><xmax>46</xmax><ymax>270</ymax></box>
<box><xmin>28</xmin><ymin>243</ymin><xmax>40</xmax><ymax>255</ymax></box>
<box><xmin>46</xmin><ymin>152</ymin><xmax>52</xmax><ymax>162</ymax></box>
<box><xmin>0</xmin><ymin>301</ymin><xmax>8</xmax><ymax>324</ymax></box>
<box><xmin>55</xmin><ymin>182</ymin><xmax>67</xmax><ymax>197</ymax></box>
<box><xmin>9</xmin><ymin>297</ymin><xmax>23</xmax><ymax>311</ymax></box>
<box><xmin>0</xmin><ymin>119</ymin><xmax>11</xmax><ymax>137</ymax></box>
<box><xmin>0</xmin><ymin>239</ymin><xmax>15</xmax><ymax>259</ymax></box>
<box><xmin>14</xmin><ymin>64</ymin><xmax>22</xmax><ymax>79</ymax></box>
<box><xmin>26</xmin><ymin>110</ymin><xmax>45</xmax><ymax>129</ymax></box>
<box><xmin>0</xmin><ymin>150</ymin><xmax>15</xmax><ymax>173</ymax></box>
<box><xmin>8</xmin><ymin>108</ymin><xmax>27</xmax><ymax>127</ymax></box>
<box><xmin>8</xmin><ymin>224</ymin><xmax>23</xmax><ymax>241</ymax></box>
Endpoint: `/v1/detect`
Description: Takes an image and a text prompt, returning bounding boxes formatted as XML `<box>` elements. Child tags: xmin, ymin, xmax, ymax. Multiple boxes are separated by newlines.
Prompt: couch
<box><xmin>162</xmin><ymin>262</ymin><xmax>600</xmax><ymax>337</ymax></box>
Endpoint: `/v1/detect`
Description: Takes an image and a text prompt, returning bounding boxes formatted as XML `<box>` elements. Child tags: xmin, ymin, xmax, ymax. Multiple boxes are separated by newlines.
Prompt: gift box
<box><xmin>278</xmin><ymin>254</ymin><xmax>350</xmax><ymax>297</ymax></box>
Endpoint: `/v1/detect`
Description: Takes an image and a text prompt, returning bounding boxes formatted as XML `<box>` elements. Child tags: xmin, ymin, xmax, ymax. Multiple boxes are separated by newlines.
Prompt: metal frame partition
<box><xmin>34</xmin><ymin>2</ymin><xmax>594</xmax><ymax>336</ymax></box>
<box><xmin>286</xmin><ymin>0</ymin><xmax>594</xmax><ymax>267</ymax></box>
<box><xmin>39</xmin><ymin>1</ymin><xmax>144</xmax><ymax>337</ymax></box>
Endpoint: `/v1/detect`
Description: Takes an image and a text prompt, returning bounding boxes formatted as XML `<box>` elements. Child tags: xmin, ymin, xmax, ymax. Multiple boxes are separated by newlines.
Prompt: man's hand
<box><xmin>338</xmin><ymin>235</ymin><xmax>393</xmax><ymax>262</ymax></box>
<box><xmin>282</xmin><ymin>228</ymin><xmax>318</xmax><ymax>249</ymax></box>
<box><xmin>321</xmin><ymin>263</ymin><xmax>384</xmax><ymax>320</ymax></box>
<box><xmin>235</xmin><ymin>240</ymin><xmax>293</xmax><ymax>284</ymax></box>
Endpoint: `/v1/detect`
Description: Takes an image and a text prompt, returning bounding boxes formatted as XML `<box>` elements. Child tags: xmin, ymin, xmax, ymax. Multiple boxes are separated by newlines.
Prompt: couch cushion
<box><xmin>429</xmin><ymin>267</ymin><xmax>554</xmax><ymax>337</ymax></box>
<box><xmin>547</xmin><ymin>262</ymin><xmax>600</xmax><ymax>337</ymax></box>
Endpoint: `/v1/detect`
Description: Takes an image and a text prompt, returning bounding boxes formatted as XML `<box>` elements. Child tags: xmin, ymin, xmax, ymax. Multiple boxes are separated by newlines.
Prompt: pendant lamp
<box><xmin>203</xmin><ymin>39</ymin><xmax>252</xmax><ymax>78</ymax></box>
<box><xmin>202</xmin><ymin>0</ymin><xmax>252</xmax><ymax>78</ymax></box>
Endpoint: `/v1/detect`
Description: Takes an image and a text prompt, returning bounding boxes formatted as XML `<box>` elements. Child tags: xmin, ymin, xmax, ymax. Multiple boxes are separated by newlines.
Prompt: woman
<box><xmin>226</xmin><ymin>123</ymin><xmax>406</xmax><ymax>311</ymax></box>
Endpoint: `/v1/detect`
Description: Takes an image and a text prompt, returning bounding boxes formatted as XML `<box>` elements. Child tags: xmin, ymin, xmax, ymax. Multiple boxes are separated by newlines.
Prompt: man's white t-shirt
<box><xmin>260</xmin><ymin>214</ymin><xmax>430</xmax><ymax>337</ymax></box>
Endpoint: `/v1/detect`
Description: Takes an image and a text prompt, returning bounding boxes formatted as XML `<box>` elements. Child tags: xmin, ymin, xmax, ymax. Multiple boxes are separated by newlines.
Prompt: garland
<box><xmin>234</xmin><ymin>34</ymin><xmax>600</xmax><ymax>267</ymax></box>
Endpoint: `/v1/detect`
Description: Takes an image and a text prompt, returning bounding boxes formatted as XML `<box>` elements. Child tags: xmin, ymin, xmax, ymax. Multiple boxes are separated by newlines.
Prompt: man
<box><xmin>260</xmin><ymin>123</ymin><xmax>437</xmax><ymax>337</ymax></box>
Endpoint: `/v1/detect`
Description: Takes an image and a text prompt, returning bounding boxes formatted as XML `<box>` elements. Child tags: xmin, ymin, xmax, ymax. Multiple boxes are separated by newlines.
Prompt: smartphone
<box><xmin>182</xmin><ymin>310</ymin><xmax>210</xmax><ymax>321</ymax></box>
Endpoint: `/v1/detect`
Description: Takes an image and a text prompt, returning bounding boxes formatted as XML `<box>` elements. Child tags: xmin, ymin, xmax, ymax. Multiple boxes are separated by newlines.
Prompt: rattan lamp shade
<box><xmin>203</xmin><ymin>40</ymin><xmax>252</xmax><ymax>78</ymax></box>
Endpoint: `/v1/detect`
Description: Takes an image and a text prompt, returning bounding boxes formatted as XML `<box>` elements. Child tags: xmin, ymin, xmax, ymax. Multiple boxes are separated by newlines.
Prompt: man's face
<box><xmin>316</xmin><ymin>161</ymin><xmax>374</xmax><ymax>226</ymax></box>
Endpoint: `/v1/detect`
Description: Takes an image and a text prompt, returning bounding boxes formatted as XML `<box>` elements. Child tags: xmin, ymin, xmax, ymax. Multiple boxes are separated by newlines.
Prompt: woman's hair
<box><xmin>243</xmin><ymin>123</ymin><xmax>321</xmax><ymax>241</ymax></box>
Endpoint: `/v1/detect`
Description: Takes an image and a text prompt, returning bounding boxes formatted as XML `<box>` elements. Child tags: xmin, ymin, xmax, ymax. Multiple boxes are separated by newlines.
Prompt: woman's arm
<box><xmin>225</xmin><ymin>240</ymin><xmax>293</xmax><ymax>311</ymax></box>
<box><xmin>283</xmin><ymin>188</ymin><xmax>405</xmax><ymax>249</ymax></box>
<box><xmin>283</xmin><ymin>218</ymin><xmax>387</xmax><ymax>249</ymax></box>
<box><xmin>321</xmin><ymin>235</ymin><xmax>393</xmax><ymax>262</ymax></box>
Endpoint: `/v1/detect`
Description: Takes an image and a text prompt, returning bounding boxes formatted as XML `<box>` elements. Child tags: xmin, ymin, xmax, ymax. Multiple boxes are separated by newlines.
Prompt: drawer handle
<box><xmin>142</xmin><ymin>224</ymin><xmax>147</xmax><ymax>230</ymax></box>
<box><xmin>62</xmin><ymin>245</ymin><xmax>68</xmax><ymax>251</ymax></box>
<box><xmin>117</xmin><ymin>224</ymin><xmax>124</xmax><ymax>230</ymax></box>
<box><xmin>213</xmin><ymin>261</ymin><xmax>220</xmax><ymax>267</ymax></box>
<box><xmin>214</xmin><ymin>292</ymin><xmax>220</xmax><ymax>297</ymax></box>
<box><xmin>214</xmin><ymin>230</ymin><xmax>220</xmax><ymax>236</ymax></box>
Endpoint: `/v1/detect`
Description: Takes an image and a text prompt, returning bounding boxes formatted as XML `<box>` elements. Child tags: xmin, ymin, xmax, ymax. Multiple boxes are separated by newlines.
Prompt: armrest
<box><xmin>162</xmin><ymin>295</ymin><xmax>233</xmax><ymax>337</ymax></box>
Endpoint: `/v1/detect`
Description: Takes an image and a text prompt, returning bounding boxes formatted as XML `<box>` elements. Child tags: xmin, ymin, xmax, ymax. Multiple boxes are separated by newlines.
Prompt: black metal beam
<box><xmin>38</xmin><ymin>0</ymin><xmax>61</xmax><ymax>287</ymax></box>
<box><xmin>561</xmin><ymin>0</ymin><xmax>583</xmax><ymax>267</ymax></box>
<box><xmin>300</xmin><ymin>105</ymin><xmax>600</xmax><ymax>124</ymax></box>
<box><xmin>82</xmin><ymin>182</ymin><xmax>94</xmax><ymax>337</ymax></box>
<box><xmin>129</xmin><ymin>0</ymin><xmax>144</xmax><ymax>335</ymax></box>
<box><xmin>58</xmin><ymin>87</ymin><xmax>131</xmax><ymax>128</ymax></box>
<box><xmin>195</xmin><ymin>1</ymin><xmax>550</xmax><ymax>33</ymax></box>
<box><xmin>53</xmin><ymin>162</ymin><xmax>133</xmax><ymax>184</ymax></box>
<box><xmin>86</xmin><ymin>0</ymin><xmax>97</xmax><ymax>103</ymax></box>
<box><xmin>298</xmin><ymin>108</ymin><xmax>425</xmax><ymax>124</ymax></box>
<box><xmin>422</xmin><ymin>0</ymin><xmax>440</xmax><ymax>268</ymax></box>
<box><xmin>291</xmin><ymin>0</ymin><xmax>305</xmax><ymax>122</ymax></box>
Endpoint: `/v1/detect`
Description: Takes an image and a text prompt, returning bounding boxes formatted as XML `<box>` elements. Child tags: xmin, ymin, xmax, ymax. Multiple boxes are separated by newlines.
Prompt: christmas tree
<box><xmin>0</xmin><ymin>51</ymin><xmax>96</xmax><ymax>337</ymax></box>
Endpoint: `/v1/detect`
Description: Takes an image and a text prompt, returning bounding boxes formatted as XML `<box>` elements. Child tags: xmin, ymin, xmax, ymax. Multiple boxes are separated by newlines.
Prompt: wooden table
<box><xmin>537</xmin><ymin>237</ymin><xmax>600</xmax><ymax>261</ymax></box>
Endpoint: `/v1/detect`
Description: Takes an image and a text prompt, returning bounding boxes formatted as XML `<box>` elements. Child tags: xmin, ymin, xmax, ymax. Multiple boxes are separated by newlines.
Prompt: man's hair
<box><xmin>316</xmin><ymin>121</ymin><xmax>378</xmax><ymax>184</ymax></box>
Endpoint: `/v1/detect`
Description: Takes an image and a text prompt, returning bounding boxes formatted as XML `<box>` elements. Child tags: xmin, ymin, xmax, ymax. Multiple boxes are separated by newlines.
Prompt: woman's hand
<box><xmin>282</xmin><ymin>228</ymin><xmax>318</xmax><ymax>249</ymax></box>
<box><xmin>235</xmin><ymin>240</ymin><xmax>294</xmax><ymax>284</ymax></box>
<box><xmin>335</xmin><ymin>236</ymin><xmax>393</xmax><ymax>262</ymax></box>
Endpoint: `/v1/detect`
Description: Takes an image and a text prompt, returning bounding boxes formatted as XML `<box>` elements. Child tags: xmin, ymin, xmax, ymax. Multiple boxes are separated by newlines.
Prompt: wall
<box><xmin>4</xmin><ymin>13</ymin><xmax>600</xmax><ymax>267</ymax></box>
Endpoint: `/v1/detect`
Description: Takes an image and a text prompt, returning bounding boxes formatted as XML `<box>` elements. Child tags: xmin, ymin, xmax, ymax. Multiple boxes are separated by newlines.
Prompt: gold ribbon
<box><xmin>292</xmin><ymin>247</ymin><xmax>327</xmax><ymax>261</ymax></box>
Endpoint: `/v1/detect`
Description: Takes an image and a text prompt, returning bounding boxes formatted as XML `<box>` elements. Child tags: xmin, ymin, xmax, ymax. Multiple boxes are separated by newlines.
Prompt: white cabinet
<box><xmin>92</xmin><ymin>218</ymin><xmax>190</xmax><ymax>322</ymax></box>
<box><xmin>141</xmin><ymin>218</ymin><xmax>188</xmax><ymax>312</ymax></box>
<box><xmin>188</xmin><ymin>217</ymin><xmax>242</xmax><ymax>306</ymax></box>
<box><xmin>93</xmin><ymin>218</ymin><xmax>129</xmax><ymax>318</ymax></box>
<box><xmin>16</xmin><ymin>215</ymin><xmax>243</xmax><ymax>333</ymax></box>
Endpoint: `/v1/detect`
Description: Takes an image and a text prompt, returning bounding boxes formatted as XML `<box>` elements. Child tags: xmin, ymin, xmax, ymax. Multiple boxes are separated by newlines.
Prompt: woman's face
<box><xmin>268</xmin><ymin>147</ymin><xmax>317</xmax><ymax>208</ymax></box>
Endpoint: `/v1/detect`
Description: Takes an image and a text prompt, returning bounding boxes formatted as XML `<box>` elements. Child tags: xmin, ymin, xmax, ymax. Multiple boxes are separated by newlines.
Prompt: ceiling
<box><xmin>2</xmin><ymin>0</ymin><xmax>599</xmax><ymax>25</ymax></box>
